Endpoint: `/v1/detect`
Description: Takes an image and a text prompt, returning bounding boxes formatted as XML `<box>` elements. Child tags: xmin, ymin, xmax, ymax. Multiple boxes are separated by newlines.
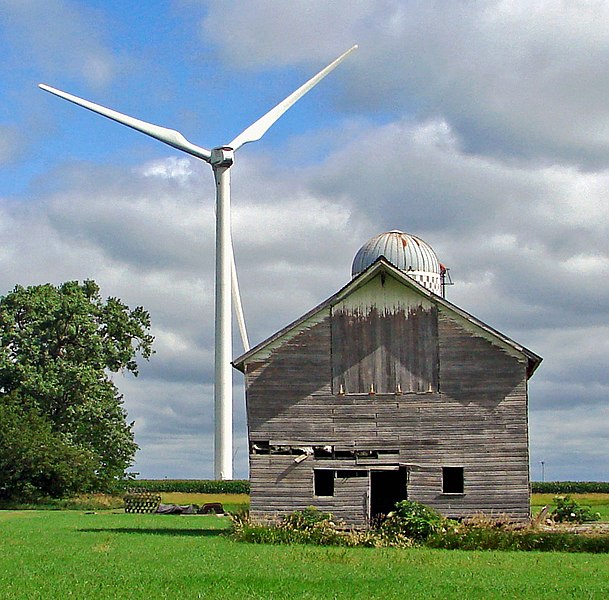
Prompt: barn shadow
<box><xmin>78</xmin><ymin>527</ymin><xmax>226</xmax><ymax>537</ymax></box>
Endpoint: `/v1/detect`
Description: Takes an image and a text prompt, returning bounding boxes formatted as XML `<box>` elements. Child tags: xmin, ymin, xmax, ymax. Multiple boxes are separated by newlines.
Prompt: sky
<box><xmin>1</xmin><ymin>0</ymin><xmax>608</xmax><ymax>482</ymax></box>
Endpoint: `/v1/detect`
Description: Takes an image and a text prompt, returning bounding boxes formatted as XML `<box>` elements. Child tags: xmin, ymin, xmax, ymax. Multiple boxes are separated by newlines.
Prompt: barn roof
<box><xmin>233</xmin><ymin>257</ymin><xmax>543</xmax><ymax>377</ymax></box>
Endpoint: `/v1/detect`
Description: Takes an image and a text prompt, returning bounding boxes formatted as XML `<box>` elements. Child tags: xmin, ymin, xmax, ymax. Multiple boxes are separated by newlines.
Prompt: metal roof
<box><xmin>352</xmin><ymin>230</ymin><xmax>440</xmax><ymax>278</ymax></box>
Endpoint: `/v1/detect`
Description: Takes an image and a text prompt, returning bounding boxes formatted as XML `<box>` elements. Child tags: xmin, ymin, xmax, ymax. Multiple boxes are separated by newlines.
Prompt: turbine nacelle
<box><xmin>210</xmin><ymin>147</ymin><xmax>235</xmax><ymax>168</ymax></box>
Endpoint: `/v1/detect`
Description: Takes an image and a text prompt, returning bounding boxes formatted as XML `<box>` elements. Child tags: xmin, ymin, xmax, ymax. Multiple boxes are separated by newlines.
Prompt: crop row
<box><xmin>122</xmin><ymin>479</ymin><xmax>250</xmax><ymax>494</ymax></box>
<box><xmin>531</xmin><ymin>481</ymin><xmax>609</xmax><ymax>494</ymax></box>
<box><xmin>122</xmin><ymin>479</ymin><xmax>609</xmax><ymax>495</ymax></box>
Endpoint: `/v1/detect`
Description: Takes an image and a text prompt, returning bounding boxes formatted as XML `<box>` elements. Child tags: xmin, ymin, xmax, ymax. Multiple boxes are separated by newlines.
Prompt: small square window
<box><xmin>314</xmin><ymin>470</ymin><xmax>334</xmax><ymax>496</ymax></box>
<box><xmin>442</xmin><ymin>467</ymin><xmax>464</xmax><ymax>494</ymax></box>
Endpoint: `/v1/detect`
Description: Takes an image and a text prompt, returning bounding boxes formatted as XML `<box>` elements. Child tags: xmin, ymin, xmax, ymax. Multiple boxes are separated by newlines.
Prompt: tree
<box><xmin>0</xmin><ymin>397</ymin><xmax>97</xmax><ymax>501</ymax></box>
<box><xmin>0</xmin><ymin>280</ymin><xmax>154</xmax><ymax>498</ymax></box>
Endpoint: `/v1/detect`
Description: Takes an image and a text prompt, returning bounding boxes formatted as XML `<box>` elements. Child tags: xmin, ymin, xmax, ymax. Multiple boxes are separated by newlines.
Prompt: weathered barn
<box><xmin>233</xmin><ymin>231</ymin><xmax>542</xmax><ymax>526</ymax></box>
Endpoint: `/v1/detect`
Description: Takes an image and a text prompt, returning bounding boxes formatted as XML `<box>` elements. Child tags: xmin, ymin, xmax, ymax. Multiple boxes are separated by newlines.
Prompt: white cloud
<box><xmin>3</xmin><ymin>1</ymin><xmax>609</xmax><ymax>480</ymax></box>
<box><xmin>0</xmin><ymin>125</ymin><xmax>24</xmax><ymax>164</ymax></box>
<box><xmin>202</xmin><ymin>0</ymin><xmax>609</xmax><ymax>166</ymax></box>
<box><xmin>0</xmin><ymin>0</ymin><xmax>116</xmax><ymax>87</ymax></box>
<box><xmin>201</xmin><ymin>0</ymin><xmax>371</xmax><ymax>67</ymax></box>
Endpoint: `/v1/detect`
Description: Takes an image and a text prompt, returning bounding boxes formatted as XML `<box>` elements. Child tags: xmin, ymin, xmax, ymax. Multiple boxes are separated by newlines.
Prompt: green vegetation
<box><xmin>124</xmin><ymin>479</ymin><xmax>250</xmax><ymax>494</ymax></box>
<box><xmin>550</xmin><ymin>495</ymin><xmax>600</xmax><ymax>523</ymax></box>
<box><xmin>532</xmin><ymin>481</ymin><xmax>609</xmax><ymax>494</ymax></box>
<box><xmin>428</xmin><ymin>526</ymin><xmax>609</xmax><ymax>553</ymax></box>
<box><xmin>0</xmin><ymin>400</ymin><xmax>98</xmax><ymax>500</ymax></box>
<box><xmin>2</xmin><ymin>511</ymin><xmax>609</xmax><ymax>599</ymax></box>
<box><xmin>233</xmin><ymin>503</ymin><xmax>609</xmax><ymax>553</ymax></box>
<box><xmin>0</xmin><ymin>493</ymin><xmax>125</xmax><ymax>511</ymax></box>
<box><xmin>380</xmin><ymin>500</ymin><xmax>444</xmax><ymax>541</ymax></box>
<box><xmin>532</xmin><ymin>493</ymin><xmax>609</xmax><ymax>521</ymax></box>
<box><xmin>0</xmin><ymin>280</ymin><xmax>153</xmax><ymax>500</ymax></box>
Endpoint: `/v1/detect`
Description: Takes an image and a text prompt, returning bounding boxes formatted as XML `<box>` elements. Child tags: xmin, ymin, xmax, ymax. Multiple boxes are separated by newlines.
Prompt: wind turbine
<box><xmin>39</xmin><ymin>45</ymin><xmax>357</xmax><ymax>480</ymax></box>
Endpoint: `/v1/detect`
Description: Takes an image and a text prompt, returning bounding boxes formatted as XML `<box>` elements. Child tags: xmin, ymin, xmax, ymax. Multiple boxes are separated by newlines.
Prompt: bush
<box><xmin>550</xmin><ymin>495</ymin><xmax>600</xmax><ymax>524</ymax></box>
<box><xmin>0</xmin><ymin>401</ymin><xmax>98</xmax><ymax>502</ymax></box>
<box><xmin>230</xmin><ymin>506</ymin><xmax>409</xmax><ymax>548</ymax></box>
<box><xmin>231</xmin><ymin>504</ymin><xmax>609</xmax><ymax>553</ymax></box>
<box><xmin>281</xmin><ymin>506</ymin><xmax>334</xmax><ymax>531</ymax></box>
<box><xmin>380</xmin><ymin>500</ymin><xmax>445</xmax><ymax>541</ymax></box>
<box><xmin>231</xmin><ymin>507</ymin><xmax>345</xmax><ymax>546</ymax></box>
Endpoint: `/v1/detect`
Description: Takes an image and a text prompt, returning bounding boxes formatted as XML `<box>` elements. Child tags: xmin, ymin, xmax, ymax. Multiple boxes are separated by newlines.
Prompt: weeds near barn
<box><xmin>231</xmin><ymin>502</ymin><xmax>609</xmax><ymax>554</ymax></box>
<box><xmin>549</xmin><ymin>495</ymin><xmax>601</xmax><ymax>523</ymax></box>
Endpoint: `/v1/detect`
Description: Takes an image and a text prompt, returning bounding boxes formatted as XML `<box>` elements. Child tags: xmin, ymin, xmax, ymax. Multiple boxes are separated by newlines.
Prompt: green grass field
<box><xmin>1</xmin><ymin>510</ymin><xmax>609</xmax><ymax>599</ymax></box>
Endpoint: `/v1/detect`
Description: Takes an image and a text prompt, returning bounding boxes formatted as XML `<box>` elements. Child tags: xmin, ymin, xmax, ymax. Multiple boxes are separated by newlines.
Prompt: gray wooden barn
<box><xmin>233</xmin><ymin>231</ymin><xmax>542</xmax><ymax>526</ymax></box>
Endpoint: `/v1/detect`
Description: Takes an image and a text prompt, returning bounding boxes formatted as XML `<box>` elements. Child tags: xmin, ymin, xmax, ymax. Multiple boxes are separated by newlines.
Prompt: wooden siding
<box><xmin>438</xmin><ymin>311</ymin><xmax>526</xmax><ymax>406</ymax></box>
<box><xmin>331</xmin><ymin>273</ymin><xmax>438</xmax><ymax>393</ymax></box>
<box><xmin>244</xmin><ymin>274</ymin><xmax>532</xmax><ymax>524</ymax></box>
<box><xmin>245</xmin><ymin>316</ymin><xmax>332</xmax><ymax>434</ymax></box>
<box><xmin>250</xmin><ymin>457</ymin><xmax>369</xmax><ymax>525</ymax></box>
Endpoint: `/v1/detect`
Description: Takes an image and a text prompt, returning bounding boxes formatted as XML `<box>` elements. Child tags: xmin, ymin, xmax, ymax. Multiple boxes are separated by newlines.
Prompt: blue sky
<box><xmin>2</xmin><ymin>0</ymin><xmax>609</xmax><ymax>482</ymax></box>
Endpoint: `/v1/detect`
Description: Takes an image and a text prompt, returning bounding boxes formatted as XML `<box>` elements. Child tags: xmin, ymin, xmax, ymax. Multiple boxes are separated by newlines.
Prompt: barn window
<box><xmin>442</xmin><ymin>467</ymin><xmax>464</xmax><ymax>494</ymax></box>
<box><xmin>314</xmin><ymin>470</ymin><xmax>335</xmax><ymax>496</ymax></box>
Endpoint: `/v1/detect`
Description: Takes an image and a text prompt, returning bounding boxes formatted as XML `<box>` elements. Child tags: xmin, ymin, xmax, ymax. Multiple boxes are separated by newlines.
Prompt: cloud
<box><xmin>5</xmin><ymin>97</ymin><xmax>609</xmax><ymax>479</ymax></box>
<box><xmin>0</xmin><ymin>152</ymin><xmax>373</xmax><ymax>477</ymax></box>
<box><xmin>530</xmin><ymin>404</ymin><xmax>609</xmax><ymax>481</ymax></box>
<box><xmin>3</xmin><ymin>1</ymin><xmax>609</xmax><ymax>481</ymax></box>
<box><xmin>0</xmin><ymin>0</ymin><xmax>116</xmax><ymax>87</ymax></box>
<box><xmin>202</xmin><ymin>0</ymin><xmax>609</xmax><ymax>166</ymax></box>
<box><xmin>0</xmin><ymin>125</ymin><xmax>25</xmax><ymax>165</ymax></box>
<box><xmin>201</xmin><ymin>0</ymin><xmax>370</xmax><ymax>67</ymax></box>
<box><xmin>4</xmin><ymin>109</ymin><xmax>609</xmax><ymax>481</ymax></box>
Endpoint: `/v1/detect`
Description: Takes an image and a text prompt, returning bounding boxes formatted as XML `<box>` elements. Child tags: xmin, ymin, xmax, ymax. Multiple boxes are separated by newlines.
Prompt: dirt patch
<box><xmin>538</xmin><ymin>522</ymin><xmax>609</xmax><ymax>535</ymax></box>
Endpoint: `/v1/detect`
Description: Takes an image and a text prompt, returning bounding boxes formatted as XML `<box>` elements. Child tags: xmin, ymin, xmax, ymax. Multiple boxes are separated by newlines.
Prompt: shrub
<box><xmin>231</xmin><ymin>507</ymin><xmax>346</xmax><ymax>546</ymax></box>
<box><xmin>550</xmin><ymin>495</ymin><xmax>600</xmax><ymax>524</ymax></box>
<box><xmin>278</xmin><ymin>510</ymin><xmax>345</xmax><ymax>546</ymax></box>
<box><xmin>0</xmin><ymin>401</ymin><xmax>98</xmax><ymax>502</ymax></box>
<box><xmin>231</xmin><ymin>504</ymin><xmax>609</xmax><ymax>553</ymax></box>
<box><xmin>380</xmin><ymin>500</ymin><xmax>445</xmax><ymax>541</ymax></box>
<box><xmin>428</xmin><ymin>526</ymin><xmax>609</xmax><ymax>553</ymax></box>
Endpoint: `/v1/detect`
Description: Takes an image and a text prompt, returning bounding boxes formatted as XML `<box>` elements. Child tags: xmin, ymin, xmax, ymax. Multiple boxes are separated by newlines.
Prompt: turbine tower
<box><xmin>39</xmin><ymin>45</ymin><xmax>357</xmax><ymax>479</ymax></box>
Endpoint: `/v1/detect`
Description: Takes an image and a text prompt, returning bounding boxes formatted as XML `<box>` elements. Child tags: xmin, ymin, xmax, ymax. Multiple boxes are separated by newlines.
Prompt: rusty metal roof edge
<box><xmin>232</xmin><ymin>256</ymin><xmax>542</xmax><ymax>376</ymax></box>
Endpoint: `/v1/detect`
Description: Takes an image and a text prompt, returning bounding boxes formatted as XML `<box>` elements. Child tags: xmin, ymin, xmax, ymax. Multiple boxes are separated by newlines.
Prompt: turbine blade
<box><xmin>230</xmin><ymin>244</ymin><xmax>250</xmax><ymax>352</ymax></box>
<box><xmin>39</xmin><ymin>84</ymin><xmax>212</xmax><ymax>162</ymax></box>
<box><xmin>228</xmin><ymin>45</ymin><xmax>358</xmax><ymax>151</ymax></box>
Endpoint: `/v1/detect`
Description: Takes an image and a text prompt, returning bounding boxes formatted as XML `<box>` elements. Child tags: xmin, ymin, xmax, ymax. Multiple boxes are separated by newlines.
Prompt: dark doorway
<box><xmin>370</xmin><ymin>468</ymin><xmax>408</xmax><ymax>520</ymax></box>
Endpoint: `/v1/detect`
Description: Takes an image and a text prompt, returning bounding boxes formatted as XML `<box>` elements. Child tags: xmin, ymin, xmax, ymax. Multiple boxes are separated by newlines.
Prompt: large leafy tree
<box><xmin>0</xmin><ymin>280</ymin><xmax>154</xmax><ymax>498</ymax></box>
<box><xmin>0</xmin><ymin>396</ymin><xmax>98</xmax><ymax>501</ymax></box>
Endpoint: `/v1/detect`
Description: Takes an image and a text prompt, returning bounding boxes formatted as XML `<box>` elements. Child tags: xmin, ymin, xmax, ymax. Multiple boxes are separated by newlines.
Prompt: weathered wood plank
<box><xmin>245</xmin><ymin>279</ymin><xmax>533</xmax><ymax>523</ymax></box>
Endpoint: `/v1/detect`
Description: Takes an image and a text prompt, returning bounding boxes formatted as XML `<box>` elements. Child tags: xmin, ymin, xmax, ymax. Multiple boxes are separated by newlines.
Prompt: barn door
<box><xmin>369</xmin><ymin>468</ymin><xmax>408</xmax><ymax>521</ymax></box>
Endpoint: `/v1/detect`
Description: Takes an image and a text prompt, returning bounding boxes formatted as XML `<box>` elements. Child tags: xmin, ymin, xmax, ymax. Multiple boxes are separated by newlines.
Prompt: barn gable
<box><xmin>234</xmin><ymin>257</ymin><xmax>542</xmax><ymax>525</ymax></box>
<box><xmin>234</xmin><ymin>258</ymin><xmax>540</xmax><ymax>378</ymax></box>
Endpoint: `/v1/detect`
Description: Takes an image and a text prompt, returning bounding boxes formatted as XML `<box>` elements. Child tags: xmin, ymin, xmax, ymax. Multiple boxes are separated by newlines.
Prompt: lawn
<box><xmin>1</xmin><ymin>510</ymin><xmax>609</xmax><ymax>599</ymax></box>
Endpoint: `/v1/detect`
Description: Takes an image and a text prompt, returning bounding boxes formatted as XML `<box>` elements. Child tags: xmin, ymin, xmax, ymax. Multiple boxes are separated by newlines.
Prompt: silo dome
<box><xmin>352</xmin><ymin>230</ymin><xmax>442</xmax><ymax>295</ymax></box>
